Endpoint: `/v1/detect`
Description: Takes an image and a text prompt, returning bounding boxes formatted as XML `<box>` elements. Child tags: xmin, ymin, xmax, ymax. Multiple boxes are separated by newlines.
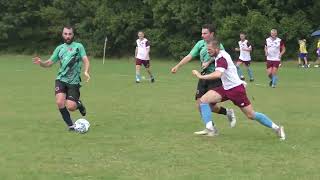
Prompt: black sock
<box><xmin>59</xmin><ymin>107</ymin><xmax>73</xmax><ymax>126</ymax></box>
<box><xmin>217</xmin><ymin>107</ymin><xmax>227</xmax><ymax>115</ymax></box>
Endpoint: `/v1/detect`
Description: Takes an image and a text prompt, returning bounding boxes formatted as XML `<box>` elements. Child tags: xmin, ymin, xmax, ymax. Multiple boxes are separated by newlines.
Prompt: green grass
<box><xmin>0</xmin><ymin>54</ymin><xmax>319</xmax><ymax>180</ymax></box>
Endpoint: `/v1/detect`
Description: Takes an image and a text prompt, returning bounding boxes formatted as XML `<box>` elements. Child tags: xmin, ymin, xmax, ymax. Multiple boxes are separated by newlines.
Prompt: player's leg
<box><xmin>195</xmin><ymin>79</ymin><xmax>234</xmax><ymax>119</ymax></box>
<box><xmin>66</xmin><ymin>83</ymin><xmax>86</xmax><ymax>116</ymax></box>
<box><xmin>236</xmin><ymin>60</ymin><xmax>245</xmax><ymax>80</ymax></box>
<box><xmin>314</xmin><ymin>50</ymin><xmax>320</xmax><ymax>67</ymax></box>
<box><xmin>271</xmin><ymin>67</ymin><xmax>278</xmax><ymax>88</ymax></box>
<box><xmin>240</xmin><ymin>104</ymin><xmax>285</xmax><ymax>140</ymax></box>
<box><xmin>303</xmin><ymin>55</ymin><xmax>309</xmax><ymax>68</ymax></box>
<box><xmin>194</xmin><ymin>89</ymin><xmax>223</xmax><ymax>136</ymax></box>
<box><xmin>245</xmin><ymin>62</ymin><xmax>254</xmax><ymax>81</ymax></box>
<box><xmin>266</xmin><ymin>66</ymin><xmax>273</xmax><ymax>87</ymax></box>
<box><xmin>135</xmin><ymin>59</ymin><xmax>142</xmax><ymax>83</ymax></box>
<box><xmin>298</xmin><ymin>56</ymin><xmax>302</xmax><ymax>67</ymax></box>
<box><xmin>144</xmin><ymin>61</ymin><xmax>155</xmax><ymax>83</ymax></box>
<box><xmin>55</xmin><ymin>80</ymin><xmax>74</xmax><ymax>130</ymax></box>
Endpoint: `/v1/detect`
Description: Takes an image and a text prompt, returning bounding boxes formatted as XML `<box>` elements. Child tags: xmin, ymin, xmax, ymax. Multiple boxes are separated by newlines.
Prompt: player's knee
<box><xmin>199</xmin><ymin>96</ymin><xmax>209</xmax><ymax>104</ymax></box>
<box><xmin>56</xmin><ymin>99</ymin><xmax>65</xmax><ymax>109</ymax></box>
<box><xmin>66</xmin><ymin>104</ymin><xmax>77</xmax><ymax>111</ymax></box>
<box><xmin>66</xmin><ymin>101</ymin><xmax>77</xmax><ymax>111</ymax></box>
<box><xmin>246</xmin><ymin>112</ymin><xmax>255</xmax><ymax>120</ymax></box>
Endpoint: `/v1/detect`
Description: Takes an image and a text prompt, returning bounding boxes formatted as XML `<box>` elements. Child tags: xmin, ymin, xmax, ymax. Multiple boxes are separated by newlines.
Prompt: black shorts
<box><xmin>195</xmin><ymin>79</ymin><xmax>223</xmax><ymax>100</ymax></box>
<box><xmin>55</xmin><ymin>80</ymin><xmax>81</xmax><ymax>102</ymax></box>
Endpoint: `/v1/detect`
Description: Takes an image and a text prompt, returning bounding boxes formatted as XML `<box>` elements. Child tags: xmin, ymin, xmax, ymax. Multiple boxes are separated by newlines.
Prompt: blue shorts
<box><xmin>299</xmin><ymin>53</ymin><xmax>308</xmax><ymax>59</ymax></box>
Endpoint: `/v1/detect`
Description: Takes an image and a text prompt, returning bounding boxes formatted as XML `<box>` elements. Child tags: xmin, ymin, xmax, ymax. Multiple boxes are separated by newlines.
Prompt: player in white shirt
<box><xmin>191</xmin><ymin>39</ymin><xmax>285</xmax><ymax>140</ymax></box>
<box><xmin>264</xmin><ymin>29</ymin><xmax>285</xmax><ymax>88</ymax></box>
<box><xmin>135</xmin><ymin>31</ymin><xmax>155</xmax><ymax>83</ymax></box>
<box><xmin>235</xmin><ymin>32</ymin><xmax>254</xmax><ymax>81</ymax></box>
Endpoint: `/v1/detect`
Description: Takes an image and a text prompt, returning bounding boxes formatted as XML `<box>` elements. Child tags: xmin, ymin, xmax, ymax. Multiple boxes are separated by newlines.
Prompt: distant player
<box><xmin>135</xmin><ymin>31</ymin><xmax>155</xmax><ymax>83</ymax></box>
<box><xmin>235</xmin><ymin>32</ymin><xmax>254</xmax><ymax>81</ymax></box>
<box><xmin>33</xmin><ymin>25</ymin><xmax>90</xmax><ymax>131</ymax></box>
<box><xmin>298</xmin><ymin>38</ymin><xmax>309</xmax><ymax>68</ymax></box>
<box><xmin>192</xmin><ymin>39</ymin><xmax>285</xmax><ymax>140</ymax></box>
<box><xmin>314</xmin><ymin>39</ymin><xmax>320</xmax><ymax>67</ymax></box>
<box><xmin>171</xmin><ymin>24</ymin><xmax>236</xmax><ymax>135</ymax></box>
<box><xmin>264</xmin><ymin>29</ymin><xmax>286</xmax><ymax>88</ymax></box>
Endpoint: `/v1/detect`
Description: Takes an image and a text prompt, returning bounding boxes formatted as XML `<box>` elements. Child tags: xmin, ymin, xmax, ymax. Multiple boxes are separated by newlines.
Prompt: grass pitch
<box><xmin>0</xmin><ymin>55</ymin><xmax>319</xmax><ymax>180</ymax></box>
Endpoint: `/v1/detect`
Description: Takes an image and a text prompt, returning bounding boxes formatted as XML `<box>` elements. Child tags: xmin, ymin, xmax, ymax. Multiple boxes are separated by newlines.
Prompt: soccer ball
<box><xmin>74</xmin><ymin>118</ymin><xmax>90</xmax><ymax>134</ymax></box>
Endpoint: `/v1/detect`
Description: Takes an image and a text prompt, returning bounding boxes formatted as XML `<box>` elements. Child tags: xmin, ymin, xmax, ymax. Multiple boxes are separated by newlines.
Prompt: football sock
<box><xmin>236</xmin><ymin>65</ymin><xmax>243</xmax><ymax>78</ymax></box>
<box><xmin>254</xmin><ymin>112</ymin><xmax>279</xmax><ymax>130</ymax></box>
<box><xmin>200</xmin><ymin>103</ymin><xmax>214</xmax><ymax>130</ymax></box>
<box><xmin>217</xmin><ymin>107</ymin><xmax>227</xmax><ymax>115</ymax></box>
<box><xmin>59</xmin><ymin>107</ymin><xmax>73</xmax><ymax>126</ymax></box>
<box><xmin>247</xmin><ymin>67</ymin><xmax>254</xmax><ymax>80</ymax></box>
<box><xmin>272</xmin><ymin>75</ymin><xmax>278</xmax><ymax>85</ymax></box>
<box><xmin>135</xmin><ymin>74</ymin><xmax>141</xmax><ymax>81</ymax></box>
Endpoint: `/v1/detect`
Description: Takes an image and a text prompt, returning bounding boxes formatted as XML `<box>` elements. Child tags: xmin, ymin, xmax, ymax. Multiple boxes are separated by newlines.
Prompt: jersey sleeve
<box><xmin>49</xmin><ymin>46</ymin><xmax>61</xmax><ymax>63</ymax></box>
<box><xmin>215</xmin><ymin>57</ymin><xmax>228</xmax><ymax>73</ymax></box>
<box><xmin>78</xmin><ymin>43</ymin><xmax>87</xmax><ymax>58</ymax></box>
<box><xmin>189</xmin><ymin>41</ymin><xmax>202</xmax><ymax>58</ymax></box>
<box><xmin>146</xmin><ymin>40</ymin><xmax>150</xmax><ymax>49</ymax></box>
<box><xmin>247</xmin><ymin>41</ymin><xmax>252</xmax><ymax>48</ymax></box>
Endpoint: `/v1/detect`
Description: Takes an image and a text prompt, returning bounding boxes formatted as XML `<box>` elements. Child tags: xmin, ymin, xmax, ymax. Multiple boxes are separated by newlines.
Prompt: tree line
<box><xmin>1</xmin><ymin>0</ymin><xmax>319</xmax><ymax>60</ymax></box>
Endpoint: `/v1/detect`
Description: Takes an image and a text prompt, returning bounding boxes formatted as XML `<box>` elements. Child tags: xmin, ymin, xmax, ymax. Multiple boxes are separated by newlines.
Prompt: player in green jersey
<box><xmin>33</xmin><ymin>26</ymin><xmax>90</xmax><ymax>131</ymax></box>
<box><xmin>171</xmin><ymin>24</ymin><xmax>236</xmax><ymax>136</ymax></box>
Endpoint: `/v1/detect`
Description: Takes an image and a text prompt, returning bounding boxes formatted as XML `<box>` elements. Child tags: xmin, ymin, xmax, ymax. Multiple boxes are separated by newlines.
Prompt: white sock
<box><xmin>206</xmin><ymin>121</ymin><xmax>214</xmax><ymax>131</ymax></box>
<box><xmin>271</xmin><ymin>123</ymin><xmax>279</xmax><ymax>131</ymax></box>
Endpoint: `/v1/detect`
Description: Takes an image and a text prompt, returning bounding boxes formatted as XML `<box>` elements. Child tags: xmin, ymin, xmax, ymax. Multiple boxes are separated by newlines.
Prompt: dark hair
<box><xmin>240</xmin><ymin>32</ymin><xmax>246</xmax><ymax>35</ymax></box>
<box><xmin>202</xmin><ymin>24</ymin><xmax>216</xmax><ymax>33</ymax></box>
<box><xmin>62</xmin><ymin>25</ymin><xmax>74</xmax><ymax>32</ymax></box>
<box><xmin>207</xmin><ymin>38</ymin><xmax>220</xmax><ymax>48</ymax></box>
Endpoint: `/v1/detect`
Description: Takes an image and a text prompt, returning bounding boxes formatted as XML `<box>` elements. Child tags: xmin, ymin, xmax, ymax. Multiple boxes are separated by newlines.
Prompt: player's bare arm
<box><xmin>33</xmin><ymin>56</ymin><xmax>54</xmax><ymax>68</ymax></box>
<box><xmin>264</xmin><ymin>46</ymin><xmax>268</xmax><ymax>56</ymax></box>
<box><xmin>280</xmin><ymin>46</ymin><xmax>286</xmax><ymax>58</ymax></box>
<box><xmin>243</xmin><ymin>46</ymin><xmax>252</xmax><ymax>52</ymax></box>
<box><xmin>171</xmin><ymin>54</ymin><xmax>193</xmax><ymax>73</ymax></box>
<box><xmin>135</xmin><ymin>47</ymin><xmax>137</xmax><ymax>58</ymax></box>
<box><xmin>202</xmin><ymin>59</ymin><xmax>214</xmax><ymax>69</ymax></box>
<box><xmin>82</xmin><ymin>56</ymin><xmax>90</xmax><ymax>82</ymax></box>
<box><xmin>192</xmin><ymin>70</ymin><xmax>222</xmax><ymax>80</ymax></box>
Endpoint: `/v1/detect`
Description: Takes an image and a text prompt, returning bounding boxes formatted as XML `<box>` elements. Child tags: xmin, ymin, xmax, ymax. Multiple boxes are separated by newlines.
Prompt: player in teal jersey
<box><xmin>33</xmin><ymin>26</ymin><xmax>90</xmax><ymax>131</ymax></box>
<box><xmin>171</xmin><ymin>24</ymin><xmax>236</xmax><ymax>136</ymax></box>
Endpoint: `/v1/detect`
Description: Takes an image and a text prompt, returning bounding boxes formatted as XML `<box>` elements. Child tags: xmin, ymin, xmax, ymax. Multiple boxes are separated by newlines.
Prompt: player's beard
<box><xmin>64</xmin><ymin>37</ymin><xmax>74</xmax><ymax>44</ymax></box>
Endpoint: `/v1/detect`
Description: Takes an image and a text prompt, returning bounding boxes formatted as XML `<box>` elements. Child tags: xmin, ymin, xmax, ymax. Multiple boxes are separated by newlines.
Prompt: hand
<box><xmin>192</xmin><ymin>70</ymin><xmax>201</xmax><ymax>78</ymax></box>
<box><xmin>171</xmin><ymin>65</ymin><xmax>179</xmax><ymax>74</ymax></box>
<box><xmin>33</xmin><ymin>56</ymin><xmax>41</xmax><ymax>65</ymax></box>
<box><xmin>84</xmin><ymin>71</ymin><xmax>90</xmax><ymax>83</ymax></box>
<box><xmin>235</xmin><ymin>48</ymin><xmax>240</xmax><ymax>51</ymax></box>
<box><xmin>202</xmin><ymin>61</ymin><xmax>210</xmax><ymax>69</ymax></box>
<box><xmin>265</xmin><ymin>52</ymin><xmax>268</xmax><ymax>57</ymax></box>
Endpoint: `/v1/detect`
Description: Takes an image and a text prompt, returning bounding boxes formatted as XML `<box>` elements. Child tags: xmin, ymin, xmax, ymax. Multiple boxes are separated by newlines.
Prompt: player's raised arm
<box><xmin>33</xmin><ymin>56</ymin><xmax>54</xmax><ymax>68</ymax></box>
<box><xmin>82</xmin><ymin>56</ymin><xmax>90</xmax><ymax>82</ymax></box>
<box><xmin>171</xmin><ymin>54</ymin><xmax>193</xmax><ymax>73</ymax></box>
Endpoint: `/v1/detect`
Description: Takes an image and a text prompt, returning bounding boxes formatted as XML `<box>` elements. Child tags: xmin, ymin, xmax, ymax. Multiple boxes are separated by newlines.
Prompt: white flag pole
<box><xmin>103</xmin><ymin>36</ymin><xmax>108</xmax><ymax>64</ymax></box>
